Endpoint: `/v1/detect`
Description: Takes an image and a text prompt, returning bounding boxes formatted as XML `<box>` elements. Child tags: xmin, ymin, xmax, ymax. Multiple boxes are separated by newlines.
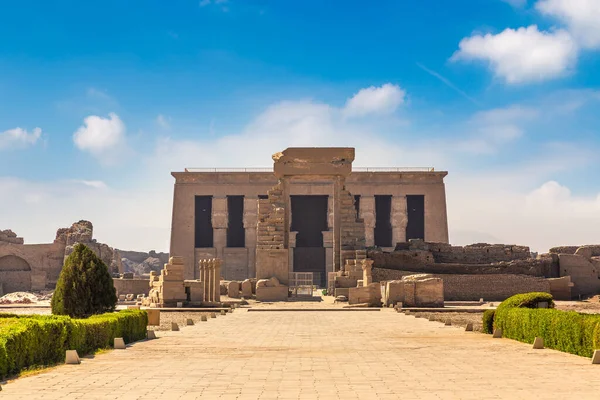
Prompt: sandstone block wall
<box><xmin>368</xmin><ymin>250</ymin><xmax>553</xmax><ymax>277</ymax></box>
<box><xmin>372</xmin><ymin>267</ymin><xmax>551</xmax><ymax>301</ymax></box>
<box><xmin>399</xmin><ymin>240</ymin><xmax>531</xmax><ymax>264</ymax></box>
<box><xmin>112</xmin><ymin>278</ymin><xmax>150</xmax><ymax>297</ymax></box>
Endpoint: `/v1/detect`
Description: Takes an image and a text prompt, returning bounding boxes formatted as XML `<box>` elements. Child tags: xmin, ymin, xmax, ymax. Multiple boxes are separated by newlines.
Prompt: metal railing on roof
<box><xmin>184</xmin><ymin>168</ymin><xmax>273</xmax><ymax>172</ymax></box>
<box><xmin>184</xmin><ymin>167</ymin><xmax>435</xmax><ymax>173</ymax></box>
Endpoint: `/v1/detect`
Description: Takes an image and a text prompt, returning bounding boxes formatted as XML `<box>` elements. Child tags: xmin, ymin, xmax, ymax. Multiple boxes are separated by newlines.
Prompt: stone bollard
<box><xmin>221</xmin><ymin>310</ymin><xmax>226</xmax><ymax>316</ymax></box>
<box><xmin>65</xmin><ymin>350</ymin><xmax>81</xmax><ymax>365</ymax></box>
<box><xmin>493</xmin><ymin>328</ymin><xmax>503</xmax><ymax>338</ymax></box>
<box><xmin>201</xmin><ymin>315</ymin><xmax>208</xmax><ymax>322</ymax></box>
<box><xmin>429</xmin><ymin>316</ymin><xmax>436</xmax><ymax>322</ymax></box>
<box><xmin>445</xmin><ymin>320</ymin><xmax>451</xmax><ymax>326</ymax></box>
<box><xmin>147</xmin><ymin>309</ymin><xmax>160</xmax><ymax>326</ymax></box>
<box><xmin>147</xmin><ymin>330</ymin><xmax>157</xmax><ymax>340</ymax></box>
<box><xmin>171</xmin><ymin>322</ymin><xmax>180</xmax><ymax>331</ymax></box>
<box><xmin>465</xmin><ymin>323</ymin><xmax>473</xmax><ymax>332</ymax></box>
<box><xmin>186</xmin><ymin>319</ymin><xmax>194</xmax><ymax>326</ymax></box>
<box><xmin>177</xmin><ymin>302</ymin><xmax>183</xmax><ymax>308</ymax></box>
<box><xmin>114</xmin><ymin>338</ymin><xmax>126</xmax><ymax>349</ymax></box>
<box><xmin>533</xmin><ymin>337</ymin><xmax>544</xmax><ymax>349</ymax></box>
<box><xmin>592</xmin><ymin>350</ymin><xmax>600</xmax><ymax>364</ymax></box>
<box><xmin>210</xmin><ymin>313</ymin><xmax>216</xmax><ymax>318</ymax></box>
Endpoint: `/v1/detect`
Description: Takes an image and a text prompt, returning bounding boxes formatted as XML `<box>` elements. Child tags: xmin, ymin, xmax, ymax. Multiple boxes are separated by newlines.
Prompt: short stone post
<box><xmin>533</xmin><ymin>337</ymin><xmax>544</xmax><ymax>349</ymax></box>
<box><xmin>201</xmin><ymin>315</ymin><xmax>208</xmax><ymax>322</ymax></box>
<box><xmin>186</xmin><ymin>318</ymin><xmax>194</xmax><ymax>326</ymax></box>
<box><xmin>220</xmin><ymin>310</ymin><xmax>226</xmax><ymax>315</ymax></box>
<box><xmin>114</xmin><ymin>338</ymin><xmax>126</xmax><ymax>349</ymax></box>
<box><xmin>592</xmin><ymin>350</ymin><xmax>600</xmax><ymax>364</ymax></box>
<box><xmin>493</xmin><ymin>328</ymin><xmax>502</xmax><ymax>338</ymax></box>
<box><xmin>171</xmin><ymin>322</ymin><xmax>179</xmax><ymax>331</ymax></box>
<box><xmin>445</xmin><ymin>319</ymin><xmax>451</xmax><ymax>326</ymax></box>
<box><xmin>65</xmin><ymin>350</ymin><xmax>81</xmax><ymax>365</ymax></box>
<box><xmin>147</xmin><ymin>330</ymin><xmax>157</xmax><ymax>339</ymax></box>
<box><xmin>465</xmin><ymin>323</ymin><xmax>473</xmax><ymax>331</ymax></box>
<box><xmin>210</xmin><ymin>312</ymin><xmax>216</xmax><ymax>318</ymax></box>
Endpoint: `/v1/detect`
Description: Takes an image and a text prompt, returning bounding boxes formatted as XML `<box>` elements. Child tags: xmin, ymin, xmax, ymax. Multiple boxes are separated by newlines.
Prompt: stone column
<box><xmin>199</xmin><ymin>260</ymin><xmax>207</xmax><ymax>302</ymax></box>
<box><xmin>322</xmin><ymin>230</ymin><xmax>334</xmax><ymax>287</ymax></box>
<box><xmin>327</xmin><ymin>196</ymin><xmax>334</xmax><ymax>230</ymax></box>
<box><xmin>212</xmin><ymin>196</ymin><xmax>228</xmax><ymax>260</ymax></box>
<box><xmin>213</xmin><ymin>258</ymin><xmax>221</xmax><ymax>302</ymax></box>
<box><xmin>333</xmin><ymin>176</ymin><xmax>343</xmax><ymax>271</ymax></box>
<box><xmin>243</xmin><ymin>197</ymin><xmax>259</xmax><ymax>279</ymax></box>
<box><xmin>391</xmin><ymin>195</ymin><xmax>408</xmax><ymax>247</ymax></box>
<box><xmin>288</xmin><ymin>231</ymin><xmax>297</xmax><ymax>274</ymax></box>
<box><xmin>361</xmin><ymin>259</ymin><xmax>374</xmax><ymax>286</ymax></box>
<box><xmin>360</xmin><ymin>196</ymin><xmax>376</xmax><ymax>247</ymax></box>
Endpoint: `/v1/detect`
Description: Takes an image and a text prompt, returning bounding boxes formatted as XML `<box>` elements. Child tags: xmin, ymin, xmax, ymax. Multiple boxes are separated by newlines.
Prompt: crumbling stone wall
<box><xmin>550</xmin><ymin>245</ymin><xmax>600</xmax><ymax>257</ymax></box>
<box><xmin>397</xmin><ymin>240</ymin><xmax>531</xmax><ymax>264</ymax></box>
<box><xmin>256</xmin><ymin>183</ymin><xmax>285</xmax><ymax>250</ymax></box>
<box><xmin>57</xmin><ymin>220</ymin><xmax>123</xmax><ymax>273</ymax></box>
<box><xmin>373</xmin><ymin>267</ymin><xmax>551</xmax><ymax>301</ymax></box>
<box><xmin>0</xmin><ymin>230</ymin><xmax>24</xmax><ymax>245</ymax></box>
<box><xmin>368</xmin><ymin>250</ymin><xmax>554</xmax><ymax>277</ymax></box>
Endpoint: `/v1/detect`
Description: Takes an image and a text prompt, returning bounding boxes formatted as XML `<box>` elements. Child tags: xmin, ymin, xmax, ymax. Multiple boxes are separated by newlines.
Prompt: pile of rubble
<box><xmin>0</xmin><ymin>291</ymin><xmax>53</xmax><ymax>304</ymax></box>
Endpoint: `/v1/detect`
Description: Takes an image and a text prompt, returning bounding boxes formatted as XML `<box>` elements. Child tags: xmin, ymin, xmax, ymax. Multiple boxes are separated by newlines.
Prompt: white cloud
<box><xmin>452</xmin><ymin>25</ymin><xmax>578</xmax><ymax>84</ymax></box>
<box><xmin>0</xmin><ymin>127</ymin><xmax>42</xmax><ymax>150</ymax></box>
<box><xmin>537</xmin><ymin>0</ymin><xmax>600</xmax><ymax>49</ymax></box>
<box><xmin>502</xmin><ymin>0</ymin><xmax>528</xmax><ymax>7</ymax></box>
<box><xmin>156</xmin><ymin>114</ymin><xmax>171</xmax><ymax>129</ymax></box>
<box><xmin>73</xmin><ymin>113</ymin><xmax>125</xmax><ymax>156</ymax></box>
<box><xmin>343</xmin><ymin>83</ymin><xmax>406</xmax><ymax>117</ymax></box>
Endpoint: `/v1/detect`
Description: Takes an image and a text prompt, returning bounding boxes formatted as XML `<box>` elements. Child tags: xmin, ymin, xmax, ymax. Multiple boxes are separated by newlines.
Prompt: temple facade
<box><xmin>169</xmin><ymin>147</ymin><xmax>449</xmax><ymax>286</ymax></box>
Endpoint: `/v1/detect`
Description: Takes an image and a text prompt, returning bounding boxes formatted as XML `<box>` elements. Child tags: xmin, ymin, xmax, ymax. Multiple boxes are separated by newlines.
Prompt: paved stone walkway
<box><xmin>3</xmin><ymin>309</ymin><xmax>600</xmax><ymax>399</ymax></box>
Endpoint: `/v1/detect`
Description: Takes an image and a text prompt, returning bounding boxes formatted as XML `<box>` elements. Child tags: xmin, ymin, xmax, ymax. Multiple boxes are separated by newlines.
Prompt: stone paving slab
<box><xmin>3</xmin><ymin>309</ymin><xmax>600</xmax><ymax>399</ymax></box>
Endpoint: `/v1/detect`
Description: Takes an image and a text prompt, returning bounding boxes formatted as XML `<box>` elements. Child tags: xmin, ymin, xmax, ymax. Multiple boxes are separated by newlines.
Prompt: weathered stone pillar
<box><xmin>391</xmin><ymin>195</ymin><xmax>408</xmax><ymax>246</ymax></box>
<box><xmin>288</xmin><ymin>231</ymin><xmax>297</xmax><ymax>274</ymax></box>
<box><xmin>327</xmin><ymin>196</ymin><xmax>334</xmax><ymax>230</ymax></box>
<box><xmin>213</xmin><ymin>258</ymin><xmax>221</xmax><ymax>302</ymax></box>
<box><xmin>212</xmin><ymin>196</ymin><xmax>228</xmax><ymax>261</ymax></box>
<box><xmin>333</xmin><ymin>176</ymin><xmax>343</xmax><ymax>271</ymax></box>
<box><xmin>361</xmin><ymin>258</ymin><xmax>374</xmax><ymax>286</ymax></box>
<box><xmin>358</xmin><ymin>196</ymin><xmax>375</xmax><ymax>247</ymax></box>
<box><xmin>322</xmin><ymin>230</ymin><xmax>334</xmax><ymax>287</ymax></box>
<box><xmin>243</xmin><ymin>196</ymin><xmax>259</xmax><ymax>279</ymax></box>
<box><xmin>199</xmin><ymin>259</ymin><xmax>207</xmax><ymax>302</ymax></box>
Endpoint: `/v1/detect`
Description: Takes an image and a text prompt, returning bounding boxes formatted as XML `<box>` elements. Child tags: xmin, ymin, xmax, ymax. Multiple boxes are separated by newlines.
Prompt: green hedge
<box><xmin>492</xmin><ymin>292</ymin><xmax>600</xmax><ymax>358</ymax></box>
<box><xmin>482</xmin><ymin>310</ymin><xmax>495</xmax><ymax>334</ymax></box>
<box><xmin>0</xmin><ymin>310</ymin><xmax>147</xmax><ymax>378</ymax></box>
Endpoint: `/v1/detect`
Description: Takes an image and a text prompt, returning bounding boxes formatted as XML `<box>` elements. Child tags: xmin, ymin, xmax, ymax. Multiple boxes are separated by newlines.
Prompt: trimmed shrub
<box><xmin>482</xmin><ymin>310</ymin><xmax>495</xmax><ymax>334</ymax></box>
<box><xmin>52</xmin><ymin>243</ymin><xmax>117</xmax><ymax>318</ymax></box>
<box><xmin>0</xmin><ymin>310</ymin><xmax>147</xmax><ymax>378</ymax></box>
<box><xmin>494</xmin><ymin>292</ymin><xmax>600</xmax><ymax>358</ymax></box>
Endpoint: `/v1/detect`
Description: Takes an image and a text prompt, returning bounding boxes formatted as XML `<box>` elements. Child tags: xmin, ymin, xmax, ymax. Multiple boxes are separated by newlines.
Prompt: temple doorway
<box><xmin>291</xmin><ymin>195</ymin><xmax>328</xmax><ymax>287</ymax></box>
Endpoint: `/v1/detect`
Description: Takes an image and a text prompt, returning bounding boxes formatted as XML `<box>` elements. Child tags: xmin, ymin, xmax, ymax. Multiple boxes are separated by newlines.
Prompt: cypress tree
<box><xmin>51</xmin><ymin>243</ymin><xmax>117</xmax><ymax>318</ymax></box>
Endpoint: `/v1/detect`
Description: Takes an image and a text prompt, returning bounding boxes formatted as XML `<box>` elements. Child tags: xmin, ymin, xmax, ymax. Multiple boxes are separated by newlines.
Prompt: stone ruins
<box><xmin>0</xmin><ymin>220</ymin><xmax>122</xmax><ymax>295</ymax></box>
<box><xmin>142</xmin><ymin>256</ymin><xmax>221</xmax><ymax>307</ymax></box>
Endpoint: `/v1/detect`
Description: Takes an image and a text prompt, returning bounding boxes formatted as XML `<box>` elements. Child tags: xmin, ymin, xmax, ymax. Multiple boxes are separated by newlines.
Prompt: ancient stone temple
<box><xmin>169</xmin><ymin>147</ymin><xmax>449</xmax><ymax>287</ymax></box>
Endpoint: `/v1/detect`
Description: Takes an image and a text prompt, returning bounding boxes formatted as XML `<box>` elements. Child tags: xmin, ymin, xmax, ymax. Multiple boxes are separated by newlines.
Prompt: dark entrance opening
<box><xmin>291</xmin><ymin>195</ymin><xmax>328</xmax><ymax>287</ymax></box>
<box><xmin>194</xmin><ymin>196</ymin><xmax>213</xmax><ymax>248</ymax></box>
<box><xmin>374</xmin><ymin>195</ymin><xmax>393</xmax><ymax>247</ymax></box>
<box><xmin>227</xmin><ymin>196</ymin><xmax>245</xmax><ymax>247</ymax></box>
<box><xmin>406</xmin><ymin>195</ymin><xmax>425</xmax><ymax>240</ymax></box>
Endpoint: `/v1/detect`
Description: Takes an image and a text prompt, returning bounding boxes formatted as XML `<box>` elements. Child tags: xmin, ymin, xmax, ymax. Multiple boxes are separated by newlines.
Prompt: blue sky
<box><xmin>1</xmin><ymin>0</ymin><xmax>600</xmax><ymax>252</ymax></box>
